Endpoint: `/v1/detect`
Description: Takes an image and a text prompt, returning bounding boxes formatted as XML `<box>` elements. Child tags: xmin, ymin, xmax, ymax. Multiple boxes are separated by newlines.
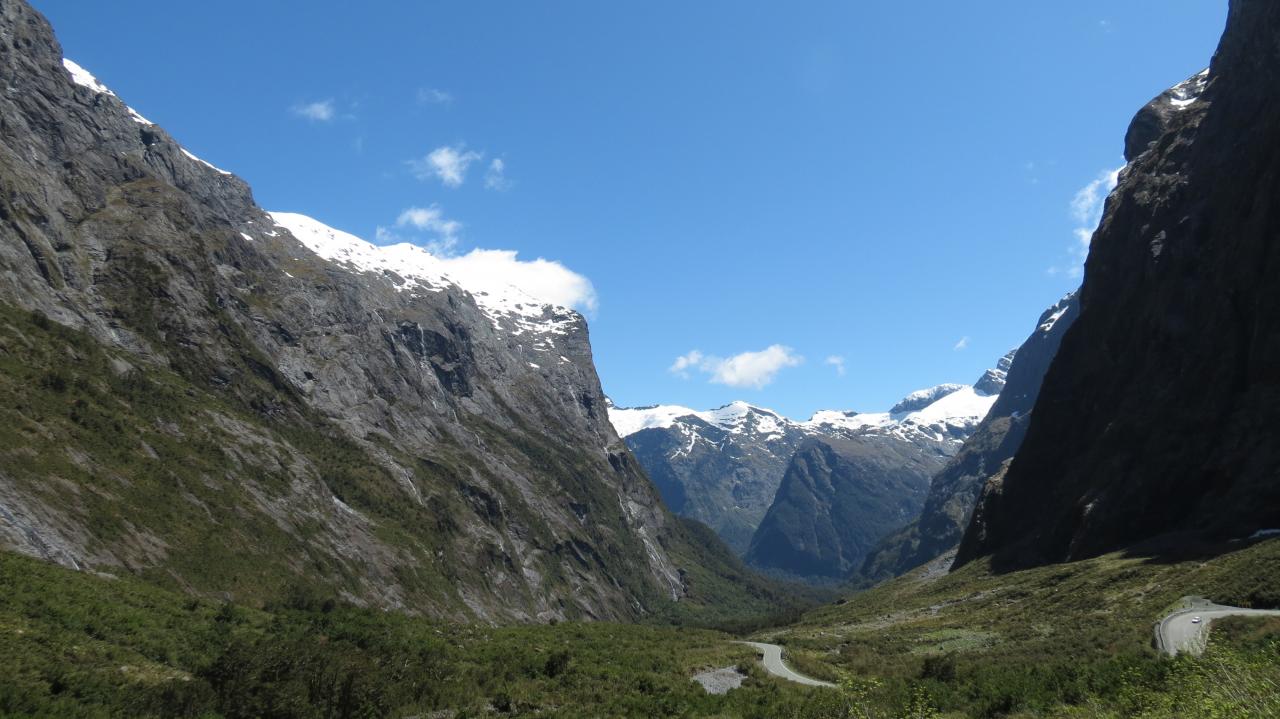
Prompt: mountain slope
<box><xmin>0</xmin><ymin>0</ymin><xmax>766</xmax><ymax>623</ymax></box>
<box><xmin>860</xmin><ymin>292</ymin><xmax>1077</xmax><ymax>581</ymax></box>
<box><xmin>612</xmin><ymin>376</ymin><xmax>1001</xmax><ymax>556</ymax></box>
<box><xmin>958</xmin><ymin>0</ymin><xmax>1280</xmax><ymax>569</ymax></box>
<box><xmin>730</xmin><ymin>368</ymin><xmax>1005</xmax><ymax>580</ymax></box>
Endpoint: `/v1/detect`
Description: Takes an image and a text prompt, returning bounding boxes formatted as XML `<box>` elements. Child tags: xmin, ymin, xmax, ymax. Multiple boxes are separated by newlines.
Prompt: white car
<box><xmin>1191</xmin><ymin>616</ymin><xmax>1202</xmax><ymax>624</ymax></box>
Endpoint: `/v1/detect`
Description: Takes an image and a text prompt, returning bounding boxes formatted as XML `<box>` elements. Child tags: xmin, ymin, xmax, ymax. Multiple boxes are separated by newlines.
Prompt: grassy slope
<box><xmin>2</xmin><ymin>540</ymin><xmax>1278</xmax><ymax>718</ymax></box>
<box><xmin>757</xmin><ymin>538</ymin><xmax>1280</xmax><ymax>717</ymax></box>
<box><xmin>0</xmin><ymin>550</ymin><xmax>853</xmax><ymax>719</ymax></box>
<box><xmin>0</xmin><ymin>298</ymin><xmax>801</xmax><ymax>625</ymax></box>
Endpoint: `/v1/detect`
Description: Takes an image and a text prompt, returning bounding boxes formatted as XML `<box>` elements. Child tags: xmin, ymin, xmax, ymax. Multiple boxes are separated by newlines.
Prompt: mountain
<box><xmin>611</xmin><ymin>374</ymin><xmax>1001</xmax><ymax>557</ymax></box>
<box><xmin>860</xmin><ymin>292</ymin><xmax>1077</xmax><ymax>582</ymax></box>
<box><xmin>610</xmin><ymin>401</ymin><xmax>812</xmax><ymax>553</ymax></box>
<box><xmin>740</xmin><ymin>373</ymin><xmax>1003</xmax><ymax>581</ymax></box>
<box><xmin>0</xmin><ymin>0</ymin><xmax>774</xmax><ymax>623</ymax></box>
<box><xmin>958</xmin><ymin>0</ymin><xmax>1280</xmax><ymax>569</ymax></box>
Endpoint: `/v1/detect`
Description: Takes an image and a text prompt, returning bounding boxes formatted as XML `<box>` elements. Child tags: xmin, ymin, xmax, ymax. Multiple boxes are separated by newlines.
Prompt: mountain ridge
<box><xmin>958</xmin><ymin>0</ymin><xmax>1280</xmax><ymax>568</ymax></box>
<box><xmin>0</xmin><ymin>0</ymin><xmax>781</xmax><ymax>624</ymax></box>
<box><xmin>612</xmin><ymin>362</ymin><xmax>1008</xmax><ymax>559</ymax></box>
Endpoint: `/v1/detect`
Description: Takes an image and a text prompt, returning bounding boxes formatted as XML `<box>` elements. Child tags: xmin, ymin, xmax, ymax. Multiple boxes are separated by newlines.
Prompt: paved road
<box><xmin>736</xmin><ymin>641</ymin><xmax>836</xmax><ymax>688</ymax></box>
<box><xmin>1157</xmin><ymin>602</ymin><xmax>1280</xmax><ymax>656</ymax></box>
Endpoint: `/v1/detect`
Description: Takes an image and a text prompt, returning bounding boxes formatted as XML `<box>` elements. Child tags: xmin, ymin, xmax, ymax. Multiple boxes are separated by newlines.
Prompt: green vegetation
<box><xmin>0</xmin><ymin>300</ymin><xmax>802</xmax><ymax>625</ymax></box>
<box><xmin>0</xmin><ymin>550</ymin><xmax>847</xmax><ymax>718</ymax></box>
<box><xmin>3</xmin><ymin>541</ymin><xmax>1279</xmax><ymax>717</ymax></box>
<box><xmin>756</xmin><ymin>538</ymin><xmax>1280</xmax><ymax>717</ymax></box>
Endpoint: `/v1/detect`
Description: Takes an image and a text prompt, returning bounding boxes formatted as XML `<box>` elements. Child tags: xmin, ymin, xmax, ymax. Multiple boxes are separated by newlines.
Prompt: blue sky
<box><xmin>37</xmin><ymin>1</ymin><xmax>1226</xmax><ymax>419</ymax></box>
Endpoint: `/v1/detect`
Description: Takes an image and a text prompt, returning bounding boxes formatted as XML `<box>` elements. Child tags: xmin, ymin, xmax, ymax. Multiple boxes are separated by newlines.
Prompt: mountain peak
<box><xmin>889</xmin><ymin>384</ymin><xmax>966</xmax><ymax>414</ymax></box>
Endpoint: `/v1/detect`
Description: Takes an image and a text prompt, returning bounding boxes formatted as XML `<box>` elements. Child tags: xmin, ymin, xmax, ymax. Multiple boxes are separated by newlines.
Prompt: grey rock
<box><xmin>959</xmin><ymin>0</ymin><xmax>1280</xmax><ymax>568</ymax></box>
<box><xmin>0</xmin><ymin>0</ymin><xmax>736</xmax><ymax>622</ymax></box>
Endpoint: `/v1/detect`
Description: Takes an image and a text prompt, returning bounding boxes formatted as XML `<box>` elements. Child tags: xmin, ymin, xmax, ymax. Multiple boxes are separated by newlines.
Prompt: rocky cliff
<box><xmin>0</xmin><ymin>0</ymin><xmax>759</xmax><ymax>622</ymax></box>
<box><xmin>958</xmin><ymin>0</ymin><xmax>1280</xmax><ymax>569</ymax></box>
<box><xmin>860</xmin><ymin>293</ymin><xmax>1077</xmax><ymax>581</ymax></box>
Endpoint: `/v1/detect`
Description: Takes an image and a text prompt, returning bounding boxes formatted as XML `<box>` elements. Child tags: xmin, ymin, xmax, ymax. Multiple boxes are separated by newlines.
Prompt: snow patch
<box><xmin>181</xmin><ymin>148</ymin><xmax>232</xmax><ymax>176</ymax></box>
<box><xmin>268</xmin><ymin>211</ymin><xmax>581</xmax><ymax>338</ymax></box>
<box><xmin>62</xmin><ymin>58</ymin><xmax>152</xmax><ymax>124</ymax></box>
<box><xmin>1168</xmin><ymin>68</ymin><xmax>1210</xmax><ymax>110</ymax></box>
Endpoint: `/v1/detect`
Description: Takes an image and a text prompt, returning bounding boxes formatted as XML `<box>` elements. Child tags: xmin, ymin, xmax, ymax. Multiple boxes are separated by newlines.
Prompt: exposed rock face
<box><xmin>743</xmin><ymin>436</ymin><xmax>938</xmax><ymax>580</ymax></box>
<box><xmin>860</xmin><ymin>293</ymin><xmax>1077</xmax><ymax>581</ymax></box>
<box><xmin>0</xmin><ymin>0</ymin><xmax>739</xmax><ymax>622</ymax></box>
<box><xmin>614</xmin><ymin>402</ymin><xmax>812</xmax><ymax>553</ymax></box>
<box><xmin>612</xmin><ymin>375</ymin><xmax>1001</xmax><ymax>558</ymax></box>
<box><xmin>958</xmin><ymin>0</ymin><xmax>1280</xmax><ymax>569</ymax></box>
<box><xmin>716</xmin><ymin>364</ymin><xmax>1007</xmax><ymax>580</ymax></box>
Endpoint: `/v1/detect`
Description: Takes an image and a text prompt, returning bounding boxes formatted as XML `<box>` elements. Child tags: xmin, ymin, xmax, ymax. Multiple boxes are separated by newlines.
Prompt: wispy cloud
<box><xmin>416</xmin><ymin>87</ymin><xmax>454</xmax><ymax>106</ymax></box>
<box><xmin>669</xmin><ymin>345</ymin><xmax>803</xmax><ymax>389</ymax></box>
<box><xmin>410</xmin><ymin>144</ymin><xmax>483</xmax><ymax>188</ymax></box>
<box><xmin>669</xmin><ymin>351</ymin><xmax>705</xmax><ymax>379</ymax></box>
<box><xmin>1057</xmin><ymin>166</ymin><xmax>1123</xmax><ymax>278</ymax></box>
<box><xmin>953</xmin><ymin>337</ymin><xmax>970</xmax><ymax>351</ymax></box>
<box><xmin>484</xmin><ymin>158</ymin><xmax>511</xmax><ymax>190</ymax></box>
<box><xmin>292</xmin><ymin>99</ymin><xmax>335</xmax><ymax>122</ymax></box>
<box><xmin>380</xmin><ymin>205</ymin><xmax>462</xmax><ymax>254</ymax></box>
<box><xmin>824</xmin><ymin>355</ymin><xmax>847</xmax><ymax>376</ymax></box>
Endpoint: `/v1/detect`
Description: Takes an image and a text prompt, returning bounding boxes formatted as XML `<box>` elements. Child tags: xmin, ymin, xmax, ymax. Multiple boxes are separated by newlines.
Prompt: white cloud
<box><xmin>824</xmin><ymin>355</ymin><xmax>847</xmax><ymax>376</ymax></box>
<box><xmin>669</xmin><ymin>345</ymin><xmax>803</xmax><ymax>389</ymax></box>
<box><xmin>1060</xmin><ymin>166</ymin><xmax>1123</xmax><ymax>278</ymax></box>
<box><xmin>440</xmin><ymin>249</ymin><xmax>598</xmax><ymax>314</ymax></box>
<box><xmin>1071</xmin><ymin>168</ymin><xmax>1121</xmax><ymax>225</ymax></box>
<box><xmin>669</xmin><ymin>351</ymin><xmax>705</xmax><ymax>379</ymax></box>
<box><xmin>384</xmin><ymin>205</ymin><xmax>463</xmax><ymax>254</ymax></box>
<box><xmin>953</xmin><ymin>337</ymin><xmax>970</xmax><ymax>351</ymax></box>
<box><xmin>411</xmin><ymin>144</ymin><xmax>483</xmax><ymax>187</ymax></box>
<box><xmin>292</xmin><ymin>99</ymin><xmax>335</xmax><ymax>122</ymax></box>
<box><xmin>417</xmin><ymin>87</ymin><xmax>454</xmax><ymax>106</ymax></box>
<box><xmin>484</xmin><ymin>158</ymin><xmax>511</xmax><ymax>190</ymax></box>
<box><xmin>374</xmin><ymin>206</ymin><xmax>596</xmax><ymax>314</ymax></box>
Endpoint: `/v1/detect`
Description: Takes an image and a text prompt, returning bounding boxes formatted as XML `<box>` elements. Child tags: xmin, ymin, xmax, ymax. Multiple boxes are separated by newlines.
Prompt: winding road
<box><xmin>736</xmin><ymin>641</ymin><xmax>836</xmax><ymax>688</ymax></box>
<box><xmin>1156</xmin><ymin>601</ymin><xmax>1280</xmax><ymax>656</ymax></box>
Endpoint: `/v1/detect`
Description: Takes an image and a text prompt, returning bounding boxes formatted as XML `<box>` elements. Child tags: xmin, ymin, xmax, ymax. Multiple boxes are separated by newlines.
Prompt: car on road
<box><xmin>1191</xmin><ymin>616</ymin><xmax>1202</xmax><ymax>624</ymax></box>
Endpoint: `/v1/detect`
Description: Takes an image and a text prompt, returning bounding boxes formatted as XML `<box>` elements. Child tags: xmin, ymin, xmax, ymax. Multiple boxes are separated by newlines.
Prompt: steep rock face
<box><xmin>860</xmin><ymin>293</ymin><xmax>1077</xmax><ymax>581</ymax></box>
<box><xmin>958</xmin><ymin>0</ymin><xmax>1280</xmax><ymax>569</ymax></box>
<box><xmin>613</xmin><ymin>402</ymin><xmax>811</xmax><ymax>553</ymax></box>
<box><xmin>612</xmin><ymin>376</ymin><xmax>1000</xmax><ymax>558</ymax></box>
<box><xmin>743</xmin><ymin>436</ymin><xmax>936</xmax><ymax>580</ymax></box>
<box><xmin>0</xmin><ymin>0</ymin><xmax>705</xmax><ymax>622</ymax></box>
<box><xmin>730</xmin><ymin>364</ymin><xmax>1006</xmax><ymax>580</ymax></box>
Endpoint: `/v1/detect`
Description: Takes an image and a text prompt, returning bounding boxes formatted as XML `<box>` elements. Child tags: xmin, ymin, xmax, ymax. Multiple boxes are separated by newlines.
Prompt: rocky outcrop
<box><xmin>0</xmin><ymin>0</ymin><xmax>749</xmax><ymax>622</ymax></box>
<box><xmin>860</xmin><ymin>293</ymin><xmax>1077</xmax><ymax>581</ymax></box>
<box><xmin>957</xmin><ymin>0</ymin><xmax>1280</xmax><ymax>569</ymax></box>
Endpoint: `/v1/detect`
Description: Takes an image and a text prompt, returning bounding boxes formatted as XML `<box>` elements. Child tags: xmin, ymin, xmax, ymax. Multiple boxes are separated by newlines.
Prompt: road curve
<box><xmin>736</xmin><ymin>641</ymin><xmax>836</xmax><ymax>688</ymax></box>
<box><xmin>1157</xmin><ymin>603</ymin><xmax>1280</xmax><ymax>656</ymax></box>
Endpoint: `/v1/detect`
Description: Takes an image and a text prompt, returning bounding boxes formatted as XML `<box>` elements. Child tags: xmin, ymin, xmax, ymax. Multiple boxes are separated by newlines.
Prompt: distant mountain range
<box><xmin>610</xmin><ymin>360</ymin><xmax>1008</xmax><ymax>577</ymax></box>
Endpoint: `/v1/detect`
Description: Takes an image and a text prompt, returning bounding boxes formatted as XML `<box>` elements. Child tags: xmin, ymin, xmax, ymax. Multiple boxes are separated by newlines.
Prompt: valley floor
<box><xmin>2</xmin><ymin>539</ymin><xmax>1279</xmax><ymax>718</ymax></box>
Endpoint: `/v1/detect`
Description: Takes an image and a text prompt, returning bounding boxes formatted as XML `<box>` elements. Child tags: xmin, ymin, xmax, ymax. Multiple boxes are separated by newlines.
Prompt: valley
<box><xmin>2</xmin><ymin>0</ymin><xmax>1279</xmax><ymax>717</ymax></box>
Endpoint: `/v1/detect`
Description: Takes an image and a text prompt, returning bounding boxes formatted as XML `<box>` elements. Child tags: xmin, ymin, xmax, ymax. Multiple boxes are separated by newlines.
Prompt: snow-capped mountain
<box><xmin>609</xmin><ymin>359</ymin><xmax>1007</xmax><ymax>556</ymax></box>
<box><xmin>270</xmin><ymin>212</ymin><xmax>582</xmax><ymax>341</ymax></box>
<box><xmin>0</xmin><ymin>5</ymin><xmax>774</xmax><ymax>625</ymax></box>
